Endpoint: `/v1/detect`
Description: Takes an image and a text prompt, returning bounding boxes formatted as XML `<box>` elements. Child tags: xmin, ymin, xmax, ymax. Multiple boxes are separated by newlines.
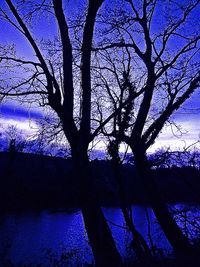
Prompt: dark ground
<box><xmin>0</xmin><ymin>151</ymin><xmax>200</xmax><ymax>211</ymax></box>
<box><xmin>1</xmin><ymin>152</ymin><xmax>200</xmax><ymax>266</ymax></box>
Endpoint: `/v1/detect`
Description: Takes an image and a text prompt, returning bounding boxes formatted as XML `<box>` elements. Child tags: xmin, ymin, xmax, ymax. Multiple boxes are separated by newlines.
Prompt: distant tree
<box><xmin>5</xmin><ymin>125</ymin><xmax>26</xmax><ymax>153</ymax></box>
<box><xmin>94</xmin><ymin>0</ymin><xmax>200</xmax><ymax>255</ymax></box>
<box><xmin>148</xmin><ymin>146</ymin><xmax>200</xmax><ymax>169</ymax></box>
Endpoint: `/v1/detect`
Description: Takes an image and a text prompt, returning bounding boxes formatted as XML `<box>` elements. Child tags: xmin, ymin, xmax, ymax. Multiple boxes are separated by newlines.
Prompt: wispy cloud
<box><xmin>0</xmin><ymin>117</ymin><xmax>39</xmax><ymax>137</ymax></box>
<box><xmin>0</xmin><ymin>104</ymin><xmax>43</xmax><ymax>120</ymax></box>
<box><xmin>0</xmin><ymin>104</ymin><xmax>41</xmax><ymax>138</ymax></box>
<box><xmin>0</xmin><ymin>103</ymin><xmax>199</xmax><ymax>153</ymax></box>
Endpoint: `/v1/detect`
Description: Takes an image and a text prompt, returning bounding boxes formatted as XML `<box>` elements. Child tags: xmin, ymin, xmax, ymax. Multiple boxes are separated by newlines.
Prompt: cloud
<box><xmin>0</xmin><ymin>117</ymin><xmax>39</xmax><ymax>138</ymax></box>
<box><xmin>147</xmin><ymin>118</ymin><xmax>200</xmax><ymax>153</ymax></box>
<box><xmin>0</xmin><ymin>102</ymin><xmax>199</xmax><ymax>154</ymax></box>
<box><xmin>0</xmin><ymin>104</ymin><xmax>43</xmax><ymax>121</ymax></box>
<box><xmin>0</xmin><ymin>116</ymin><xmax>39</xmax><ymax>152</ymax></box>
<box><xmin>0</xmin><ymin>103</ymin><xmax>43</xmax><ymax>141</ymax></box>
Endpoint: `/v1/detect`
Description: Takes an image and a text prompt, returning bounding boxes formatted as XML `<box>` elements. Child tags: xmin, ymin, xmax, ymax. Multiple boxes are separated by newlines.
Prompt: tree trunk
<box><xmin>72</xmin><ymin>148</ymin><xmax>123</xmax><ymax>267</ymax></box>
<box><xmin>110</xmin><ymin>155</ymin><xmax>152</xmax><ymax>260</ymax></box>
<box><xmin>131</xmin><ymin>145</ymin><xmax>192</xmax><ymax>254</ymax></box>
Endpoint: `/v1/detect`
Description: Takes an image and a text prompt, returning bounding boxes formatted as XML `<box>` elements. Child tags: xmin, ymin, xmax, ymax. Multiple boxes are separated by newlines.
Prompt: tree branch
<box><xmin>80</xmin><ymin>0</ymin><xmax>104</xmax><ymax>141</ymax></box>
<box><xmin>53</xmin><ymin>0</ymin><xmax>74</xmax><ymax>117</ymax></box>
<box><xmin>143</xmin><ymin>72</ymin><xmax>200</xmax><ymax>149</ymax></box>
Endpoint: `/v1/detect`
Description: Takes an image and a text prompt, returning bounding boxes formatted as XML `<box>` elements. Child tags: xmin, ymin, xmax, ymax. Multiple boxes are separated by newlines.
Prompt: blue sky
<box><xmin>0</xmin><ymin>0</ymin><xmax>200</xmax><ymax>153</ymax></box>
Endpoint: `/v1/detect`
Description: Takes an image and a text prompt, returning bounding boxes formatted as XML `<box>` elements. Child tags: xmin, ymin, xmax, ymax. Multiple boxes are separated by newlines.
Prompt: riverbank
<box><xmin>0</xmin><ymin>152</ymin><xmax>200</xmax><ymax>211</ymax></box>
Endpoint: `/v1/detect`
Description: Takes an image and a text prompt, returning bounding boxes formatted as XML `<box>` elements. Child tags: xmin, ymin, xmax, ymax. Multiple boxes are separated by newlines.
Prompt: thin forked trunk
<box><xmin>72</xmin><ymin>149</ymin><xmax>123</xmax><ymax>267</ymax></box>
<box><xmin>110</xmin><ymin>155</ymin><xmax>152</xmax><ymax>260</ymax></box>
<box><xmin>132</xmin><ymin>146</ymin><xmax>192</xmax><ymax>254</ymax></box>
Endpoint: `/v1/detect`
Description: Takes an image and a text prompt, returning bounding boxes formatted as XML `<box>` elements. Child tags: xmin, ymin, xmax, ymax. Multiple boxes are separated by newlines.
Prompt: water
<box><xmin>0</xmin><ymin>205</ymin><xmax>199</xmax><ymax>266</ymax></box>
<box><xmin>0</xmin><ymin>209</ymin><xmax>92</xmax><ymax>266</ymax></box>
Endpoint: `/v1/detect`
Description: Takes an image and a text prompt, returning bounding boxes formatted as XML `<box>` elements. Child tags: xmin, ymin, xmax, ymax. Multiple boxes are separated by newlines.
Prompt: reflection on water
<box><xmin>0</xmin><ymin>205</ymin><xmax>199</xmax><ymax>266</ymax></box>
<box><xmin>0</xmin><ymin>210</ymin><xmax>93</xmax><ymax>266</ymax></box>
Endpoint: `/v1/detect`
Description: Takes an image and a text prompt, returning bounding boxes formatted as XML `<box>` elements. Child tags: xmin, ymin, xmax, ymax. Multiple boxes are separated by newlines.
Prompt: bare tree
<box><xmin>1</xmin><ymin>0</ymin><xmax>200</xmax><ymax>263</ymax></box>
<box><xmin>93</xmin><ymin>0</ymin><xmax>200</xmax><ymax>255</ymax></box>
<box><xmin>0</xmin><ymin>0</ymin><xmax>123</xmax><ymax>266</ymax></box>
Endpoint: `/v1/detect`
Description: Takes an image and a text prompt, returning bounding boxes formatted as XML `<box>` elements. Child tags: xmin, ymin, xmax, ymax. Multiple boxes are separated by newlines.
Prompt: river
<box><xmin>0</xmin><ymin>204</ymin><xmax>199</xmax><ymax>266</ymax></box>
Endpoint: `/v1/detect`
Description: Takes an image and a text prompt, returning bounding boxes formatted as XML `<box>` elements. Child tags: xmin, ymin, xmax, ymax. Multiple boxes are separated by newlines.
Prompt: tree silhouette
<box><xmin>1</xmin><ymin>0</ymin><xmax>200</xmax><ymax>265</ymax></box>
<box><xmin>94</xmin><ymin>0</ymin><xmax>200</xmax><ymax>256</ymax></box>
<box><xmin>0</xmin><ymin>0</ymin><xmax>122</xmax><ymax>266</ymax></box>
